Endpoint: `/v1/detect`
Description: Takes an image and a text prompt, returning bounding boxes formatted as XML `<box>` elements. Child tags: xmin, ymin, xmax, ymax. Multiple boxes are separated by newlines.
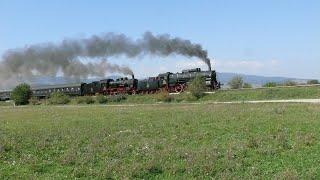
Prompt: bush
<box><xmin>75</xmin><ymin>97</ymin><xmax>85</xmax><ymax>104</ymax></box>
<box><xmin>185</xmin><ymin>93</ymin><xmax>198</xmax><ymax>102</ymax></box>
<box><xmin>48</xmin><ymin>92</ymin><xmax>70</xmax><ymax>105</ymax></box>
<box><xmin>108</xmin><ymin>95</ymin><xmax>127</xmax><ymax>103</ymax></box>
<box><xmin>96</xmin><ymin>95</ymin><xmax>108</xmax><ymax>104</ymax></box>
<box><xmin>243</xmin><ymin>83</ymin><xmax>252</xmax><ymax>88</ymax></box>
<box><xmin>155</xmin><ymin>90</ymin><xmax>174</xmax><ymax>102</ymax></box>
<box><xmin>84</xmin><ymin>96</ymin><xmax>95</xmax><ymax>104</ymax></box>
<box><xmin>188</xmin><ymin>76</ymin><xmax>206</xmax><ymax>99</ymax></box>
<box><xmin>29</xmin><ymin>97</ymin><xmax>40</xmax><ymax>105</ymax></box>
<box><xmin>263</xmin><ymin>82</ymin><xmax>277</xmax><ymax>87</ymax></box>
<box><xmin>11</xmin><ymin>83</ymin><xmax>32</xmax><ymax>105</ymax></box>
<box><xmin>228</xmin><ymin>76</ymin><xmax>244</xmax><ymax>89</ymax></box>
<box><xmin>282</xmin><ymin>81</ymin><xmax>297</xmax><ymax>86</ymax></box>
<box><xmin>307</xmin><ymin>80</ymin><xmax>319</xmax><ymax>85</ymax></box>
<box><xmin>75</xmin><ymin>96</ymin><xmax>95</xmax><ymax>104</ymax></box>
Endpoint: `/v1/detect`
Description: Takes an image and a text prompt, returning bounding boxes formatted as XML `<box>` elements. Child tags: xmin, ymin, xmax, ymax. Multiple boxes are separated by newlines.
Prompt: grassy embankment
<box><xmin>124</xmin><ymin>85</ymin><xmax>320</xmax><ymax>104</ymax></box>
<box><xmin>1</xmin><ymin>103</ymin><xmax>320</xmax><ymax>178</ymax></box>
<box><xmin>200</xmin><ymin>86</ymin><xmax>320</xmax><ymax>102</ymax></box>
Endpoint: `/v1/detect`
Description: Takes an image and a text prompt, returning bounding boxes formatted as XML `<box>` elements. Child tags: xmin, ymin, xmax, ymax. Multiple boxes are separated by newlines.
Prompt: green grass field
<box><xmin>200</xmin><ymin>86</ymin><xmax>320</xmax><ymax>102</ymax></box>
<box><xmin>1</xmin><ymin>103</ymin><xmax>320</xmax><ymax>179</ymax></box>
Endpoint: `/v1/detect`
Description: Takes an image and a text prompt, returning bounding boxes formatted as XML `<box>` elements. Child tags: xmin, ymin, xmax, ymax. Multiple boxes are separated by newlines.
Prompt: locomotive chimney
<box><xmin>132</xmin><ymin>74</ymin><xmax>135</xmax><ymax>79</ymax></box>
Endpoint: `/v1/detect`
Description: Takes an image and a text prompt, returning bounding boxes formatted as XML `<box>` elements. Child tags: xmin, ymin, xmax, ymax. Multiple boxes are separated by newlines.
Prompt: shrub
<box><xmin>29</xmin><ymin>97</ymin><xmax>41</xmax><ymax>105</ymax></box>
<box><xmin>76</xmin><ymin>96</ymin><xmax>95</xmax><ymax>104</ymax></box>
<box><xmin>96</xmin><ymin>95</ymin><xmax>108</xmax><ymax>104</ymax></box>
<box><xmin>307</xmin><ymin>80</ymin><xmax>319</xmax><ymax>85</ymax></box>
<box><xmin>11</xmin><ymin>83</ymin><xmax>32</xmax><ymax>105</ymax></box>
<box><xmin>48</xmin><ymin>92</ymin><xmax>70</xmax><ymax>105</ymax></box>
<box><xmin>185</xmin><ymin>93</ymin><xmax>198</xmax><ymax>102</ymax></box>
<box><xmin>243</xmin><ymin>83</ymin><xmax>252</xmax><ymax>88</ymax></box>
<box><xmin>108</xmin><ymin>95</ymin><xmax>127</xmax><ymax>102</ymax></box>
<box><xmin>173</xmin><ymin>92</ymin><xmax>196</xmax><ymax>102</ymax></box>
<box><xmin>282</xmin><ymin>81</ymin><xmax>297</xmax><ymax>86</ymax></box>
<box><xmin>155</xmin><ymin>90</ymin><xmax>174</xmax><ymax>102</ymax></box>
<box><xmin>263</xmin><ymin>82</ymin><xmax>277</xmax><ymax>87</ymax></box>
<box><xmin>84</xmin><ymin>96</ymin><xmax>95</xmax><ymax>104</ymax></box>
<box><xmin>228</xmin><ymin>76</ymin><xmax>244</xmax><ymax>89</ymax></box>
<box><xmin>75</xmin><ymin>96</ymin><xmax>85</xmax><ymax>104</ymax></box>
<box><xmin>188</xmin><ymin>75</ymin><xmax>206</xmax><ymax>99</ymax></box>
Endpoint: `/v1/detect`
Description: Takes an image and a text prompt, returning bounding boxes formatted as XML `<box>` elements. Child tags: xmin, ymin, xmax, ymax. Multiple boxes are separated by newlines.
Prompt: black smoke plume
<box><xmin>0</xmin><ymin>32</ymin><xmax>211</xmax><ymax>89</ymax></box>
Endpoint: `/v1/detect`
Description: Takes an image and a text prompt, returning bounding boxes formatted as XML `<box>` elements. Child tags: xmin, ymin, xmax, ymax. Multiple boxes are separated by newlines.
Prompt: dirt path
<box><xmin>1</xmin><ymin>99</ymin><xmax>320</xmax><ymax>109</ymax></box>
<box><xmin>58</xmin><ymin>99</ymin><xmax>320</xmax><ymax>108</ymax></box>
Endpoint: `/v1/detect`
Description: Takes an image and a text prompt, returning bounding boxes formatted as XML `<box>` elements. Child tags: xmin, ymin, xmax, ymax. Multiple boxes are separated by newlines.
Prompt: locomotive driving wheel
<box><xmin>174</xmin><ymin>84</ymin><xmax>184</xmax><ymax>93</ymax></box>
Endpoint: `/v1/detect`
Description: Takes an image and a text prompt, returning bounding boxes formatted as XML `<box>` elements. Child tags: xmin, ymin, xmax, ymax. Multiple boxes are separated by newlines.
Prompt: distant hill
<box><xmin>32</xmin><ymin>73</ymin><xmax>309</xmax><ymax>87</ymax></box>
<box><xmin>31</xmin><ymin>73</ymin><xmax>310</xmax><ymax>87</ymax></box>
<box><xmin>217</xmin><ymin>72</ymin><xmax>309</xmax><ymax>87</ymax></box>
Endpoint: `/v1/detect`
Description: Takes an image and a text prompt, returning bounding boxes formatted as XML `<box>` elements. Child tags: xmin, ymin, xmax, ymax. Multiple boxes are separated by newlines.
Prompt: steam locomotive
<box><xmin>0</xmin><ymin>68</ymin><xmax>220</xmax><ymax>100</ymax></box>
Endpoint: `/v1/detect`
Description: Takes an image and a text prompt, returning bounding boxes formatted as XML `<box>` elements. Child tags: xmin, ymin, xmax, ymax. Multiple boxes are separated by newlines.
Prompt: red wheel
<box><xmin>175</xmin><ymin>84</ymin><xmax>184</xmax><ymax>93</ymax></box>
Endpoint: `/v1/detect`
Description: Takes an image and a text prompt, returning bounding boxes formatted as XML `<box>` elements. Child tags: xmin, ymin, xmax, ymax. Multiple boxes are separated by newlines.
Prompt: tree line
<box><xmin>228</xmin><ymin>76</ymin><xmax>319</xmax><ymax>89</ymax></box>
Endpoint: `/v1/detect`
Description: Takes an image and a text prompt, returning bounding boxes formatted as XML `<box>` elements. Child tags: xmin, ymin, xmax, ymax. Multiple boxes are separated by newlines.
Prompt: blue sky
<box><xmin>0</xmin><ymin>0</ymin><xmax>319</xmax><ymax>79</ymax></box>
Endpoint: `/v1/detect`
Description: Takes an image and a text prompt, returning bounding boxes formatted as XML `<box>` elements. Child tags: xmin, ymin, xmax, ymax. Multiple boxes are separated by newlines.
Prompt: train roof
<box><xmin>31</xmin><ymin>83</ymin><xmax>84</xmax><ymax>90</ymax></box>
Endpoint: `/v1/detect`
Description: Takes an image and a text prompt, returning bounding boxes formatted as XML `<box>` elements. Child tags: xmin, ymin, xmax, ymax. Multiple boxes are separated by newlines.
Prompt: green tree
<box><xmin>228</xmin><ymin>76</ymin><xmax>244</xmax><ymax>89</ymax></box>
<box><xmin>11</xmin><ymin>83</ymin><xmax>32</xmax><ymax>105</ymax></box>
<box><xmin>188</xmin><ymin>76</ymin><xmax>206</xmax><ymax>99</ymax></box>
<box><xmin>307</xmin><ymin>80</ymin><xmax>319</xmax><ymax>85</ymax></box>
